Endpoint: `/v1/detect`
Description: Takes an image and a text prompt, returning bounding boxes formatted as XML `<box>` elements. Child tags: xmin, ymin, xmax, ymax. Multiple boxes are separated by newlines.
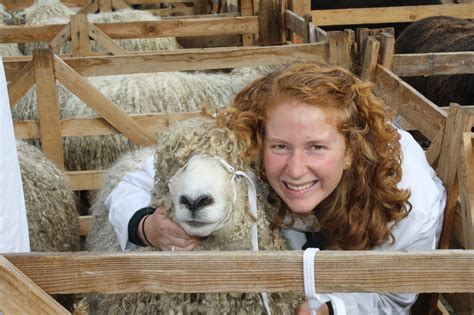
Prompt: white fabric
<box><xmin>107</xmin><ymin>127</ymin><xmax>446</xmax><ymax>314</ymax></box>
<box><xmin>303</xmin><ymin>248</ymin><xmax>322</xmax><ymax>315</ymax></box>
<box><xmin>0</xmin><ymin>57</ymin><xmax>30</xmax><ymax>253</ymax></box>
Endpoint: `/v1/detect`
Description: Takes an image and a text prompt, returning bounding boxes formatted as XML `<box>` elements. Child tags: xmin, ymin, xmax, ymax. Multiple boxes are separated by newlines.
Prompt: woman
<box><xmin>106</xmin><ymin>62</ymin><xmax>446</xmax><ymax>314</ymax></box>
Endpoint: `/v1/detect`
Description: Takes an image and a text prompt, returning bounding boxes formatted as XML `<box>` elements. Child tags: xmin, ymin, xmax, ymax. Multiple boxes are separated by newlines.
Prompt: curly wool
<box><xmin>16</xmin><ymin>140</ymin><xmax>80</xmax><ymax>252</ymax></box>
<box><xmin>13</xmin><ymin>70</ymin><xmax>261</xmax><ymax>172</ymax></box>
<box><xmin>20</xmin><ymin>0</ymin><xmax>177</xmax><ymax>55</ymax></box>
<box><xmin>85</xmin><ymin>117</ymin><xmax>300</xmax><ymax>314</ymax></box>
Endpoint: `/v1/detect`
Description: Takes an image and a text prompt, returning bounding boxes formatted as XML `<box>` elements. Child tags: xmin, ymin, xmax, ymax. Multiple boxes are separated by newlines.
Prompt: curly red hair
<box><xmin>220</xmin><ymin>62</ymin><xmax>411</xmax><ymax>250</ymax></box>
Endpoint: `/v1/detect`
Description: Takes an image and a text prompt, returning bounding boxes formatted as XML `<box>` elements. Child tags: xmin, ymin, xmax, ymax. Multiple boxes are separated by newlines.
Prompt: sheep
<box><xmin>0</xmin><ymin>4</ymin><xmax>23</xmax><ymax>56</ymax></box>
<box><xmin>12</xmin><ymin>69</ymin><xmax>268</xmax><ymax>172</ymax></box>
<box><xmin>310</xmin><ymin>0</ymin><xmax>442</xmax><ymax>37</ymax></box>
<box><xmin>84</xmin><ymin>117</ymin><xmax>303</xmax><ymax>314</ymax></box>
<box><xmin>19</xmin><ymin>0</ymin><xmax>178</xmax><ymax>55</ymax></box>
<box><xmin>395</xmin><ymin>16</ymin><xmax>473</xmax><ymax>107</ymax></box>
<box><xmin>16</xmin><ymin>140</ymin><xmax>81</xmax><ymax>252</ymax></box>
<box><xmin>16</xmin><ymin>139</ymin><xmax>81</xmax><ymax>311</ymax></box>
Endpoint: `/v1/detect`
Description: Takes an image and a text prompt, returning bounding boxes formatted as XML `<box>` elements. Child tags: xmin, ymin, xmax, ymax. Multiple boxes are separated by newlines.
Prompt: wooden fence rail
<box><xmin>3</xmin><ymin>250</ymin><xmax>474</xmax><ymax>295</ymax></box>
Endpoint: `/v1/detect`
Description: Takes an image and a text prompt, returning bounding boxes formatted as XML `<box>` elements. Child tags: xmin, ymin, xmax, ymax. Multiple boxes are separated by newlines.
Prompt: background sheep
<box><xmin>16</xmin><ymin>140</ymin><xmax>80</xmax><ymax>252</ymax></box>
<box><xmin>16</xmin><ymin>140</ymin><xmax>81</xmax><ymax>310</ymax></box>
<box><xmin>20</xmin><ymin>0</ymin><xmax>177</xmax><ymax>55</ymax></box>
<box><xmin>13</xmin><ymin>68</ymin><xmax>270</xmax><ymax>172</ymax></box>
<box><xmin>395</xmin><ymin>16</ymin><xmax>473</xmax><ymax>107</ymax></box>
<box><xmin>85</xmin><ymin>117</ymin><xmax>302</xmax><ymax>314</ymax></box>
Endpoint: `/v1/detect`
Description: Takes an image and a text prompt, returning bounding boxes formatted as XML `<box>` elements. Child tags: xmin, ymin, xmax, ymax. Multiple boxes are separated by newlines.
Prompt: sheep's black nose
<box><xmin>180</xmin><ymin>194</ymin><xmax>214</xmax><ymax>212</ymax></box>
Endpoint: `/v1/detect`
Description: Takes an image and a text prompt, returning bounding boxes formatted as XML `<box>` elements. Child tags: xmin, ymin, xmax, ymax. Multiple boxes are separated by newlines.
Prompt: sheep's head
<box><xmin>168</xmin><ymin>154</ymin><xmax>249</xmax><ymax>237</ymax></box>
<box><xmin>151</xmin><ymin>117</ymin><xmax>258</xmax><ymax>238</ymax></box>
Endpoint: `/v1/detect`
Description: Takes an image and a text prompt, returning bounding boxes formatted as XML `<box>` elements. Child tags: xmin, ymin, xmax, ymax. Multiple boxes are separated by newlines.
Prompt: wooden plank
<box><xmin>4</xmin><ymin>44</ymin><xmax>329</xmax><ymax>79</ymax></box>
<box><xmin>111</xmin><ymin>0</ymin><xmax>130</xmax><ymax>10</ymax></box>
<box><xmin>79</xmin><ymin>215</ymin><xmax>94</xmax><ymax>236</ymax></box>
<box><xmin>67</xmin><ymin>170</ymin><xmax>105</xmax><ymax>191</ymax></box>
<box><xmin>77</xmin><ymin>0</ymin><xmax>99</xmax><ymax>14</ymax></box>
<box><xmin>393</xmin><ymin>52</ymin><xmax>474</xmax><ymax>77</ymax></box>
<box><xmin>33</xmin><ymin>50</ymin><xmax>65</xmax><ymax>169</ymax></box>
<box><xmin>53</xmin><ymin>56</ymin><xmax>157</xmax><ymax>146</ymax></box>
<box><xmin>13</xmin><ymin>120</ymin><xmax>39</xmax><ymax>139</ymax></box>
<box><xmin>70</xmin><ymin>14</ymin><xmax>91</xmax><ymax>57</ymax></box>
<box><xmin>88</xmin><ymin>22</ymin><xmax>130</xmax><ymax>55</ymax></box>
<box><xmin>437</xmin><ymin>105</ymin><xmax>472</xmax><ymax>250</ymax></box>
<box><xmin>309</xmin><ymin>3</ymin><xmax>474</xmax><ymax>26</ymax></box>
<box><xmin>13</xmin><ymin>112</ymin><xmax>203</xmax><ymax>140</ymax></box>
<box><xmin>374</xmin><ymin>65</ymin><xmax>447</xmax><ymax>142</ymax></box>
<box><xmin>361</xmin><ymin>36</ymin><xmax>380</xmax><ymax>81</ymax></box>
<box><xmin>459</xmin><ymin>132</ymin><xmax>474</xmax><ymax>249</ymax></box>
<box><xmin>328</xmin><ymin>31</ymin><xmax>351</xmax><ymax>70</ymax></box>
<box><xmin>240</xmin><ymin>0</ymin><xmax>255</xmax><ymax>46</ymax></box>
<box><xmin>99</xmin><ymin>0</ymin><xmax>112</xmax><ymax>12</ymax></box>
<box><xmin>285</xmin><ymin>10</ymin><xmax>306</xmax><ymax>41</ymax></box>
<box><xmin>0</xmin><ymin>256</ymin><xmax>69</xmax><ymax>314</ymax></box>
<box><xmin>4</xmin><ymin>250</ymin><xmax>474</xmax><ymax>295</ymax></box>
<box><xmin>6</xmin><ymin>60</ymin><xmax>34</xmax><ymax>109</ymax></box>
<box><xmin>288</xmin><ymin>0</ymin><xmax>310</xmax><ymax>43</ymax></box>
<box><xmin>49</xmin><ymin>24</ymin><xmax>71</xmax><ymax>54</ymax></box>
<box><xmin>379</xmin><ymin>32</ymin><xmax>394</xmax><ymax>69</ymax></box>
<box><xmin>149</xmin><ymin>6</ymin><xmax>194</xmax><ymax>17</ymax></box>
<box><xmin>193</xmin><ymin>0</ymin><xmax>208</xmax><ymax>14</ymax></box>
<box><xmin>259</xmin><ymin>0</ymin><xmax>283</xmax><ymax>46</ymax></box>
<box><xmin>0</xmin><ymin>17</ymin><xmax>259</xmax><ymax>44</ymax></box>
<box><xmin>50</xmin><ymin>44</ymin><xmax>330</xmax><ymax>77</ymax></box>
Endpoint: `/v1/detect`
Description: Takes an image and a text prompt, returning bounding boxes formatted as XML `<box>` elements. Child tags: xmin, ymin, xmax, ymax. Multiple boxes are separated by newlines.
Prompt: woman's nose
<box><xmin>286</xmin><ymin>151</ymin><xmax>307</xmax><ymax>178</ymax></box>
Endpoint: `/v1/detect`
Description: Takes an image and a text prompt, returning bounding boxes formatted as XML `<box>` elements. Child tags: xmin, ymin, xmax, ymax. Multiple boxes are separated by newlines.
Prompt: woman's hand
<box><xmin>138</xmin><ymin>207</ymin><xmax>202</xmax><ymax>251</ymax></box>
<box><xmin>296</xmin><ymin>301</ymin><xmax>329</xmax><ymax>315</ymax></box>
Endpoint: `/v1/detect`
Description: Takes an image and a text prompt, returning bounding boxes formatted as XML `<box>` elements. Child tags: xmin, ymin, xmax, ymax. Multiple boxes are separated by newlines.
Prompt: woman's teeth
<box><xmin>286</xmin><ymin>181</ymin><xmax>315</xmax><ymax>191</ymax></box>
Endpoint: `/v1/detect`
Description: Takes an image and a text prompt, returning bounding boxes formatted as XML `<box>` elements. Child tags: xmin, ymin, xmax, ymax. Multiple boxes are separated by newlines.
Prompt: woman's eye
<box><xmin>312</xmin><ymin>145</ymin><xmax>324</xmax><ymax>150</ymax></box>
<box><xmin>272</xmin><ymin>144</ymin><xmax>287</xmax><ymax>151</ymax></box>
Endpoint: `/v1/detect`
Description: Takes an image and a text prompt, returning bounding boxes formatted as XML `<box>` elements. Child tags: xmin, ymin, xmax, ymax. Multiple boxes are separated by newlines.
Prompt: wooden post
<box><xmin>379</xmin><ymin>32</ymin><xmax>395</xmax><ymax>69</ymax></box>
<box><xmin>70</xmin><ymin>14</ymin><xmax>91</xmax><ymax>57</ymax></box>
<box><xmin>259</xmin><ymin>0</ymin><xmax>283</xmax><ymax>46</ymax></box>
<box><xmin>240</xmin><ymin>0</ymin><xmax>255</xmax><ymax>46</ymax></box>
<box><xmin>0</xmin><ymin>256</ymin><xmax>69</xmax><ymax>314</ymax></box>
<box><xmin>328</xmin><ymin>31</ymin><xmax>352</xmax><ymax>70</ymax></box>
<box><xmin>288</xmin><ymin>0</ymin><xmax>310</xmax><ymax>43</ymax></box>
<box><xmin>33</xmin><ymin>49</ymin><xmax>65</xmax><ymax>169</ymax></box>
<box><xmin>356</xmin><ymin>27</ymin><xmax>369</xmax><ymax>65</ymax></box>
<box><xmin>193</xmin><ymin>0</ymin><xmax>208</xmax><ymax>14</ymax></box>
<box><xmin>99</xmin><ymin>0</ymin><xmax>112</xmax><ymax>12</ymax></box>
<box><xmin>360</xmin><ymin>37</ymin><xmax>380</xmax><ymax>81</ymax></box>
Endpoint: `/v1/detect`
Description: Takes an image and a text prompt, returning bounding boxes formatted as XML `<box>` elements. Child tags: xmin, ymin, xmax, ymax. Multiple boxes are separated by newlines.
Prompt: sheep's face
<box><xmin>168</xmin><ymin>155</ymin><xmax>236</xmax><ymax>237</ymax></box>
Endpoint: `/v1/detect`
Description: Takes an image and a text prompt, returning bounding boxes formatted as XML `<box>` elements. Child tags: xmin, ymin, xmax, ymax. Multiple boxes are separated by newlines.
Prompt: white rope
<box><xmin>304</xmin><ymin>248</ymin><xmax>321</xmax><ymax>315</ymax></box>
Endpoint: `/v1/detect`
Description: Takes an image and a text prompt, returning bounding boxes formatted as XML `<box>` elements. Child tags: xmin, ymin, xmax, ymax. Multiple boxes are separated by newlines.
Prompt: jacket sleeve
<box><xmin>106</xmin><ymin>155</ymin><xmax>155</xmax><ymax>250</ymax></box>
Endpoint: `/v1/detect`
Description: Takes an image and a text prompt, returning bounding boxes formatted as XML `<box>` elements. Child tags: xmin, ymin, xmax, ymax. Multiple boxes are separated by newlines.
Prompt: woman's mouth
<box><xmin>284</xmin><ymin>181</ymin><xmax>317</xmax><ymax>192</ymax></box>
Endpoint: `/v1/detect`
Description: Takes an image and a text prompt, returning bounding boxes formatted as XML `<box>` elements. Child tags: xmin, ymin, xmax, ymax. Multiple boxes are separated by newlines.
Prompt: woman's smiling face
<box><xmin>263</xmin><ymin>99</ymin><xmax>352</xmax><ymax>214</ymax></box>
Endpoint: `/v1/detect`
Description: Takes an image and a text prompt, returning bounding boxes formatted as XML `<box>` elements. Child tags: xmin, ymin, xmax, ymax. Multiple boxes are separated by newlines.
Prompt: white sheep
<box><xmin>12</xmin><ymin>70</ymin><xmax>267</xmax><ymax>172</ymax></box>
<box><xmin>19</xmin><ymin>0</ymin><xmax>178</xmax><ymax>55</ymax></box>
<box><xmin>85</xmin><ymin>117</ymin><xmax>302</xmax><ymax>314</ymax></box>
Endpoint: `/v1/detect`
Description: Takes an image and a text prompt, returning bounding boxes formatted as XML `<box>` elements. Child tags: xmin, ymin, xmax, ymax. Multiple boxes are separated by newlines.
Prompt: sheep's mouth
<box><xmin>184</xmin><ymin>220</ymin><xmax>212</xmax><ymax>228</ymax></box>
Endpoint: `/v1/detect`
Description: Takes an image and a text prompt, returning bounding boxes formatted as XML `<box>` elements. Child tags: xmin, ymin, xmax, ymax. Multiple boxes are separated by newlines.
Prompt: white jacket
<box><xmin>106</xmin><ymin>128</ymin><xmax>446</xmax><ymax>314</ymax></box>
<box><xmin>0</xmin><ymin>57</ymin><xmax>30</xmax><ymax>253</ymax></box>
